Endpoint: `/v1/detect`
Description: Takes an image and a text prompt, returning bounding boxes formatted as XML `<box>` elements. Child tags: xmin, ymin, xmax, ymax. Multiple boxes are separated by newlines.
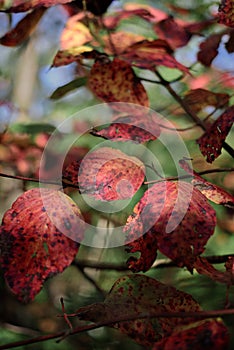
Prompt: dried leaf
<box><xmin>91</xmin><ymin>114</ymin><xmax>161</xmax><ymax>143</ymax></box>
<box><xmin>124</xmin><ymin>181</ymin><xmax>216</xmax><ymax>272</ymax></box>
<box><xmin>197</xmin><ymin>33</ymin><xmax>223</xmax><ymax>66</ymax></box>
<box><xmin>120</xmin><ymin>40</ymin><xmax>190</xmax><ymax>74</ymax></box>
<box><xmin>183</xmin><ymin>89</ymin><xmax>229</xmax><ymax>114</ymax></box>
<box><xmin>0</xmin><ymin>0</ymin><xmax>72</xmax><ymax>12</ymax></box>
<box><xmin>153</xmin><ymin>318</ymin><xmax>229</xmax><ymax>350</ymax></box>
<box><xmin>197</xmin><ymin>105</ymin><xmax>234</xmax><ymax>163</ymax></box>
<box><xmin>225</xmin><ymin>29</ymin><xmax>234</xmax><ymax>52</ymax></box>
<box><xmin>88</xmin><ymin>58</ymin><xmax>149</xmax><ymax>106</ymax></box>
<box><xmin>218</xmin><ymin>0</ymin><xmax>234</xmax><ymax>28</ymax></box>
<box><xmin>63</xmin><ymin>147</ymin><xmax>145</xmax><ymax>201</ymax></box>
<box><xmin>154</xmin><ymin>16</ymin><xmax>191</xmax><ymax>49</ymax></box>
<box><xmin>0</xmin><ymin>188</ymin><xmax>84</xmax><ymax>302</ymax></box>
<box><xmin>76</xmin><ymin>274</ymin><xmax>201</xmax><ymax>347</ymax></box>
<box><xmin>0</xmin><ymin>7</ymin><xmax>46</xmax><ymax>46</ymax></box>
<box><xmin>103</xmin><ymin>31</ymin><xmax>145</xmax><ymax>55</ymax></box>
<box><xmin>179</xmin><ymin>159</ymin><xmax>234</xmax><ymax>207</ymax></box>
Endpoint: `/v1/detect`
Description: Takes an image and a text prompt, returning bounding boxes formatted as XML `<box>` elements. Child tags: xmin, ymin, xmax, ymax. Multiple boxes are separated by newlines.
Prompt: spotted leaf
<box><xmin>88</xmin><ymin>58</ymin><xmax>149</xmax><ymax>107</ymax></box>
<box><xmin>197</xmin><ymin>105</ymin><xmax>234</xmax><ymax>163</ymax></box>
<box><xmin>124</xmin><ymin>181</ymin><xmax>216</xmax><ymax>272</ymax></box>
<box><xmin>0</xmin><ymin>0</ymin><xmax>72</xmax><ymax>12</ymax></box>
<box><xmin>218</xmin><ymin>0</ymin><xmax>234</xmax><ymax>27</ymax></box>
<box><xmin>63</xmin><ymin>147</ymin><xmax>145</xmax><ymax>201</ymax></box>
<box><xmin>76</xmin><ymin>274</ymin><xmax>201</xmax><ymax>347</ymax></box>
<box><xmin>0</xmin><ymin>188</ymin><xmax>84</xmax><ymax>302</ymax></box>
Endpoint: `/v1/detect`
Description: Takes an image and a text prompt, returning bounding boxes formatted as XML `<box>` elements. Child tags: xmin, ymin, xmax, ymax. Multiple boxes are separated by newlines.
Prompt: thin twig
<box><xmin>1</xmin><ymin>308</ymin><xmax>234</xmax><ymax>349</ymax></box>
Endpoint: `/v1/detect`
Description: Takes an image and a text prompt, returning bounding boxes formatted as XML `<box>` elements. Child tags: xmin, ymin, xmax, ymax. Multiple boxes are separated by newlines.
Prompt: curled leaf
<box><xmin>0</xmin><ymin>188</ymin><xmax>84</xmax><ymax>302</ymax></box>
<box><xmin>197</xmin><ymin>105</ymin><xmax>234</xmax><ymax>163</ymax></box>
<box><xmin>179</xmin><ymin>159</ymin><xmax>234</xmax><ymax>207</ymax></box>
<box><xmin>0</xmin><ymin>7</ymin><xmax>46</xmax><ymax>47</ymax></box>
<box><xmin>91</xmin><ymin>114</ymin><xmax>161</xmax><ymax>143</ymax></box>
<box><xmin>197</xmin><ymin>33</ymin><xmax>223</xmax><ymax>66</ymax></box>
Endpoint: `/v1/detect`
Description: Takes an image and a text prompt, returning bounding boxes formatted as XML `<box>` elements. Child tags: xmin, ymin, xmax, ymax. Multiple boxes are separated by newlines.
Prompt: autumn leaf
<box><xmin>218</xmin><ymin>0</ymin><xmax>234</xmax><ymax>27</ymax></box>
<box><xmin>154</xmin><ymin>16</ymin><xmax>191</xmax><ymax>49</ymax></box>
<box><xmin>197</xmin><ymin>33</ymin><xmax>223</xmax><ymax>66</ymax></box>
<box><xmin>64</xmin><ymin>0</ymin><xmax>113</xmax><ymax>16</ymax></box>
<box><xmin>63</xmin><ymin>147</ymin><xmax>145</xmax><ymax>201</ymax></box>
<box><xmin>0</xmin><ymin>188</ymin><xmax>84</xmax><ymax>302</ymax></box>
<box><xmin>0</xmin><ymin>7</ymin><xmax>46</xmax><ymax>46</ymax></box>
<box><xmin>197</xmin><ymin>105</ymin><xmax>234</xmax><ymax>163</ymax></box>
<box><xmin>52</xmin><ymin>48</ymin><xmax>97</xmax><ymax>67</ymax></box>
<box><xmin>103</xmin><ymin>31</ymin><xmax>145</xmax><ymax>55</ymax></box>
<box><xmin>75</xmin><ymin>274</ymin><xmax>202</xmax><ymax>346</ymax></box>
<box><xmin>88</xmin><ymin>57</ymin><xmax>149</xmax><ymax>107</ymax></box>
<box><xmin>120</xmin><ymin>39</ymin><xmax>190</xmax><ymax>74</ymax></box>
<box><xmin>194</xmin><ymin>256</ymin><xmax>234</xmax><ymax>286</ymax></box>
<box><xmin>225</xmin><ymin>29</ymin><xmax>234</xmax><ymax>52</ymax></box>
<box><xmin>153</xmin><ymin>318</ymin><xmax>229</xmax><ymax>350</ymax></box>
<box><xmin>124</xmin><ymin>181</ymin><xmax>216</xmax><ymax>272</ymax></box>
<box><xmin>0</xmin><ymin>0</ymin><xmax>73</xmax><ymax>12</ymax></box>
<box><xmin>183</xmin><ymin>89</ymin><xmax>230</xmax><ymax>114</ymax></box>
<box><xmin>179</xmin><ymin>159</ymin><xmax>234</xmax><ymax>207</ymax></box>
<box><xmin>91</xmin><ymin>113</ymin><xmax>161</xmax><ymax>143</ymax></box>
<box><xmin>60</xmin><ymin>15</ymin><xmax>93</xmax><ymax>50</ymax></box>
<box><xmin>103</xmin><ymin>8</ymin><xmax>153</xmax><ymax>29</ymax></box>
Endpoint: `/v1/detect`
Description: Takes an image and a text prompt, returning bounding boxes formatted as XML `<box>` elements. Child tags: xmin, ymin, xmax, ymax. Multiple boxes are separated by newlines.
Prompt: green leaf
<box><xmin>50</xmin><ymin>77</ymin><xmax>88</xmax><ymax>100</ymax></box>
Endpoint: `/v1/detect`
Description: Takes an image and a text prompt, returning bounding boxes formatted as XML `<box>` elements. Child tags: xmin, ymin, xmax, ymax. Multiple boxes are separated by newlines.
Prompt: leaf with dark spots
<box><xmin>0</xmin><ymin>188</ymin><xmax>84</xmax><ymax>302</ymax></box>
<box><xmin>63</xmin><ymin>147</ymin><xmax>145</xmax><ymax>201</ymax></box>
<box><xmin>218</xmin><ymin>0</ymin><xmax>234</xmax><ymax>27</ymax></box>
<box><xmin>197</xmin><ymin>105</ymin><xmax>234</xmax><ymax>163</ymax></box>
<box><xmin>124</xmin><ymin>181</ymin><xmax>216</xmax><ymax>272</ymax></box>
<box><xmin>0</xmin><ymin>0</ymin><xmax>73</xmax><ymax>12</ymax></box>
<box><xmin>52</xmin><ymin>49</ymin><xmax>98</xmax><ymax>67</ymax></box>
<box><xmin>0</xmin><ymin>7</ymin><xmax>46</xmax><ymax>47</ymax></box>
<box><xmin>183</xmin><ymin>89</ymin><xmax>230</xmax><ymax>114</ymax></box>
<box><xmin>88</xmin><ymin>58</ymin><xmax>149</xmax><ymax>107</ymax></box>
<box><xmin>120</xmin><ymin>39</ymin><xmax>190</xmax><ymax>74</ymax></box>
<box><xmin>153</xmin><ymin>318</ymin><xmax>229</xmax><ymax>350</ymax></box>
<box><xmin>75</xmin><ymin>274</ymin><xmax>201</xmax><ymax>347</ymax></box>
<box><xmin>197</xmin><ymin>33</ymin><xmax>223</xmax><ymax>66</ymax></box>
<box><xmin>179</xmin><ymin>159</ymin><xmax>234</xmax><ymax>207</ymax></box>
<box><xmin>91</xmin><ymin>114</ymin><xmax>161</xmax><ymax>143</ymax></box>
<box><xmin>154</xmin><ymin>16</ymin><xmax>191</xmax><ymax>49</ymax></box>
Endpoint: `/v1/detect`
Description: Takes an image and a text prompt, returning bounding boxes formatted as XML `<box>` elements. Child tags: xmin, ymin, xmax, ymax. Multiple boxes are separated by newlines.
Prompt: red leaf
<box><xmin>0</xmin><ymin>7</ymin><xmax>46</xmax><ymax>46</ymax></box>
<box><xmin>197</xmin><ymin>105</ymin><xmax>234</xmax><ymax>163</ymax></box>
<box><xmin>91</xmin><ymin>114</ymin><xmax>161</xmax><ymax>143</ymax></box>
<box><xmin>63</xmin><ymin>147</ymin><xmax>145</xmax><ymax>201</ymax></box>
<box><xmin>218</xmin><ymin>0</ymin><xmax>234</xmax><ymax>27</ymax></box>
<box><xmin>120</xmin><ymin>39</ymin><xmax>190</xmax><ymax>74</ymax></box>
<box><xmin>179</xmin><ymin>159</ymin><xmax>234</xmax><ymax>207</ymax></box>
<box><xmin>153</xmin><ymin>318</ymin><xmax>229</xmax><ymax>350</ymax></box>
<box><xmin>194</xmin><ymin>257</ymin><xmax>234</xmax><ymax>285</ymax></box>
<box><xmin>76</xmin><ymin>274</ymin><xmax>201</xmax><ymax>347</ymax></box>
<box><xmin>0</xmin><ymin>0</ymin><xmax>73</xmax><ymax>12</ymax></box>
<box><xmin>124</xmin><ymin>181</ymin><xmax>216</xmax><ymax>272</ymax></box>
<box><xmin>0</xmin><ymin>188</ymin><xmax>84</xmax><ymax>302</ymax></box>
<box><xmin>183</xmin><ymin>89</ymin><xmax>230</xmax><ymax>114</ymax></box>
<box><xmin>154</xmin><ymin>16</ymin><xmax>191</xmax><ymax>49</ymax></box>
<box><xmin>225</xmin><ymin>29</ymin><xmax>234</xmax><ymax>52</ymax></box>
<box><xmin>197</xmin><ymin>33</ymin><xmax>223</xmax><ymax>66</ymax></box>
<box><xmin>88</xmin><ymin>57</ymin><xmax>149</xmax><ymax>106</ymax></box>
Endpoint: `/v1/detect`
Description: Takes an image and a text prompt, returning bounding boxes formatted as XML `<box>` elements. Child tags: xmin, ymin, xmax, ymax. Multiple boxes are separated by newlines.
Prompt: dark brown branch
<box><xmin>1</xmin><ymin>308</ymin><xmax>234</xmax><ymax>350</ymax></box>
